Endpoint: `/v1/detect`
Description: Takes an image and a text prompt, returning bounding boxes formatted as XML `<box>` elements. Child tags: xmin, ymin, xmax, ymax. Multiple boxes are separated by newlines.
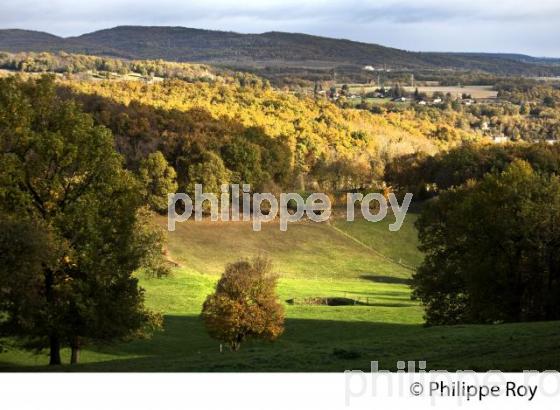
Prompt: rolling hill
<box><xmin>1</xmin><ymin>25</ymin><xmax>560</xmax><ymax>75</ymax></box>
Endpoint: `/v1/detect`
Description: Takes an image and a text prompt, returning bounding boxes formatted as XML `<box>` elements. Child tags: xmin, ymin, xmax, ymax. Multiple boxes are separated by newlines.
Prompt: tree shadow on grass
<box><xmin>360</xmin><ymin>275</ymin><xmax>412</xmax><ymax>285</ymax></box>
<box><xmin>332</xmin><ymin>290</ymin><xmax>411</xmax><ymax>300</ymax></box>
<box><xmin>2</xmin><ymin>315</ymin><xmax>559</xmax><ymax>372</ymax></box>
<box><xmin>286</xmin><ymin>297</ymin><xmax>412</xmax><ymax>308</ymax></box>
<box><xmin>1</xmin><ymin>316</ymin><xmax>425</xmax><ymax>371</ymax></box>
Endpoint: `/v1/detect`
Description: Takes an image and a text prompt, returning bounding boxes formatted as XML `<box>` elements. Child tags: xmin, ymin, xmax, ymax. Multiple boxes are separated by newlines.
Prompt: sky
<box><xmin>1</xmin><ymin>0</ymin><xmax>560</xmax><ymax>57</ymax></box>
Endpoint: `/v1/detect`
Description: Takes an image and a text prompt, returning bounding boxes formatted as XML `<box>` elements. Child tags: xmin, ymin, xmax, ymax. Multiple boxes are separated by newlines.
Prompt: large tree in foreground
<box><xmin>202</xmin><ymin>257</ymin><xmax>284</xmax><ymax>351</ymax></box>
<box><xmin>413</xmin><ymin>160</ymin><xmax>560</xmax><ymax>325</ymax></box>
<box><xmin>0</xmin><ymin>76</ymin><xmax>163</xmax><ymax>364</ymax></box>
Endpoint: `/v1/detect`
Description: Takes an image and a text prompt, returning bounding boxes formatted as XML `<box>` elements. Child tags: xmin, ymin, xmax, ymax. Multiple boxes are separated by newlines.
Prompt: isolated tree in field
<box><xmin>0</xmin><ymin>76</ymin><xmax>163</xmax><ymax>365</ymax></box>
<box><xmin>413</xmin><ymin>160</ymin><xmax>560</xmax><ymax>325</ymax></box>
<box><xmin>201</xmin><ymin>257</ymin><xmax>284</xmax><ymax>351</ymax></box>
<box><xmin>138</xmin><ymin>151</ymin><xmax>178</xmax><ymax>213</ymax></box>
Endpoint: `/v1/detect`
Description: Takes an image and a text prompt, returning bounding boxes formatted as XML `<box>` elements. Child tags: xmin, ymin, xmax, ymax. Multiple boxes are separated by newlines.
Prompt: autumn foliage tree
<box><xmin>201</xmin><ymin>257</ymin><xmax>284</xmax><ymax>351</ymax></box>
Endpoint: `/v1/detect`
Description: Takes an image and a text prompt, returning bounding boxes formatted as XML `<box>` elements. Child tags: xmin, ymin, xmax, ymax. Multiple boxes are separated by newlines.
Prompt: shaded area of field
<box><xmin>2</xmin><ymin>311</ymin><xmax>559</xmax><ymax>371</ymax></box>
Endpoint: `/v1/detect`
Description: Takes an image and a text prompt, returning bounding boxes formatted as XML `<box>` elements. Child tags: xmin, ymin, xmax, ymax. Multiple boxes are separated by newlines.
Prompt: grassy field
<box><xmin>345</xmin><ymin>84</ymin><xmax>498</xmax><ymax>100</ymax></box>
<box><xmin>346</xmin><ymin>97</ymin><xmax>397</xmax><ymax>107</ymax></box>
<box><xmin>1</xmin><ymin>215</ymin><xmax>559</xmax><ymax>371</ymax></box>
<box><xmin>332</xmin><ymin>213</ymin><xmax>423</xmax><ymax>269</ymax></box>
<box><xmin>402</xmin><ymin>85</ymin><xmax>498</xmax><ymax>99</ymax></box>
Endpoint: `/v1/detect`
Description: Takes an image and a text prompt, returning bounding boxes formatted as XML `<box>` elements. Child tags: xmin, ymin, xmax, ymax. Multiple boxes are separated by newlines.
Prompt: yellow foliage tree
<box><xmin>201</xmin><ymin>257</ymin><xmax>284</xmax><ymax>351</ymax></box>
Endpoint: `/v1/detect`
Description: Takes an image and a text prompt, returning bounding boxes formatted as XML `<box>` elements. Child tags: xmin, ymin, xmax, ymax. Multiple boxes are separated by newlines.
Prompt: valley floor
<box><xmin>1</xmin><ymin>217</ymin><xmax>559</xmax><ymax>371</ymax></box>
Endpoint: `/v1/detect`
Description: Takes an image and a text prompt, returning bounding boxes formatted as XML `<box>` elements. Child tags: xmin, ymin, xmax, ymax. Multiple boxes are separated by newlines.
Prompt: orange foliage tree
<box><xmin>201</xmin><ymin>257</ymin><xmax>284</xmax><ymax>351</ymax></box>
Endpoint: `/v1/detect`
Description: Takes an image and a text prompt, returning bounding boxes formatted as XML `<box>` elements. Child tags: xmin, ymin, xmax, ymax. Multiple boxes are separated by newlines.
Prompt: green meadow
<box><xmin>1</xmin><ymin>215</ymin><xmax>559</xmax><ymax>371</ymax></box>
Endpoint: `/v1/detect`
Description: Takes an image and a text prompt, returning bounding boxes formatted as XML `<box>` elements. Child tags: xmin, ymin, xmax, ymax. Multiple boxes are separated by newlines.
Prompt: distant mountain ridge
<box><xmin>1</xmin><ymin>26</ymin><xmax>560</xmax><ymax>75</ymax></box>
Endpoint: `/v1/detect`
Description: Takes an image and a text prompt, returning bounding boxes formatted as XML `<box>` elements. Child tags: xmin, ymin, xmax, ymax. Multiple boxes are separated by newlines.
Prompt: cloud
<box><xmin>0</xmin><ymin>0</ymin><xmax>559</xmax><ymax>55</ymax></box>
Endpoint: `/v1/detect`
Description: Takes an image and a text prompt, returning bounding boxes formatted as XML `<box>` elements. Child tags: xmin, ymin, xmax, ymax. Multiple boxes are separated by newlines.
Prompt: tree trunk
<box><xmin>70</xmin><ymin>336</ymin><xmax>80</xmax><ymax>364</ymax></box>
<box><xmin>49</xmin><ymin>335</ymin><xmax>62</xmax><ymax>366</ymax></box>
<box><xmin>230</xmin><ymin>340</ymin><xmax>241</xmax><ymax>352</ymax></box>
<box><xmin>45</xmin><ymin>268</ymin><xmax>61</xmax><ymax>366</ymax></box>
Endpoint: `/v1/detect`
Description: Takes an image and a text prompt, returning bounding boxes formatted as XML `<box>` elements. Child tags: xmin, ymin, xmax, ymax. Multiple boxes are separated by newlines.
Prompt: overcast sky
<box><xmin>1</xmin><ymin>0</ymin><xmax>560</xmax><ymax>56</ymax></box>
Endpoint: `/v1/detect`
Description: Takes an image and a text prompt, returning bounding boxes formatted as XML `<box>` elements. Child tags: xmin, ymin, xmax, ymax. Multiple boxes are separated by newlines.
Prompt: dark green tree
<box><xmin>186</xmin><ymin>150</ymin><xmax>231</xmax><ymax>195</ymax></box>
<box><xmin>413</xmin><ymin>160</ymin><xmax>560</xmax><ymax>325</ymax></box>
<box><xmin>0</xmin><ymin>217</ymin><xmax>62</xmax><ymax>358</ymax></box>
<box><xmin>220</xmin><ymin>137</ymin><xmax>265</xmax><ymax>188</ymax></box>
<box><xmin>0</xmin><ymin>76</ymin><xmax>163</xmax><ymax>365</ymax></box>
<box><xmin>543</xmin><ymin>96</ymin><xmax>556</xmax><ymax>108</ymax></box>
<box><xmin>138</xmin><ymin>150</ymin><xmax>178</xmax><ymax>213</ymax></box>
